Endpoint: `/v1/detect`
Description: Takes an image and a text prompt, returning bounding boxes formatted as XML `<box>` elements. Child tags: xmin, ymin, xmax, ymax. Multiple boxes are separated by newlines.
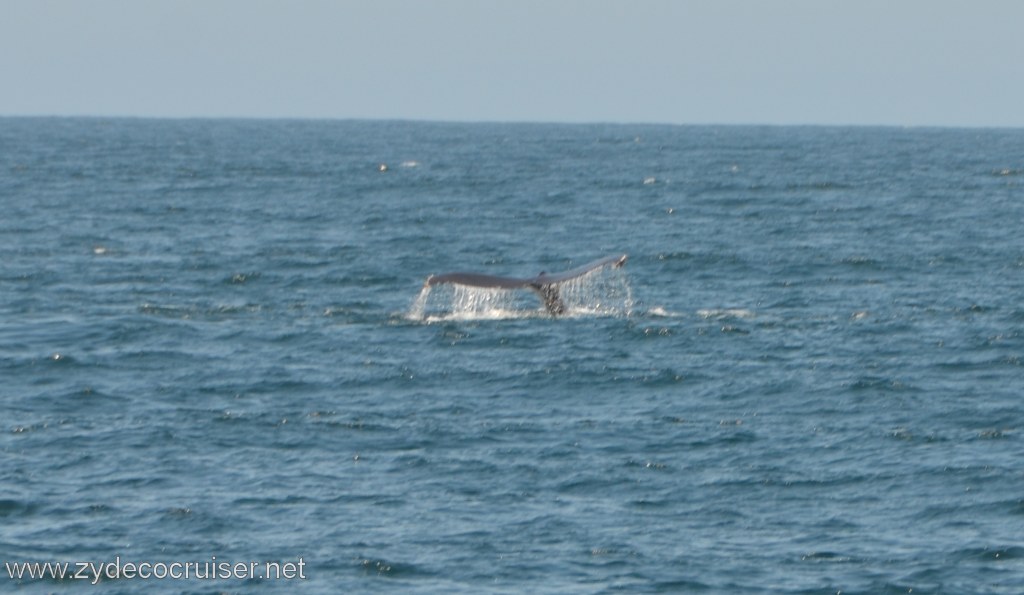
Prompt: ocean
<box><xmin>1</xmin><ymin>118</ymin><xmax>1021</xmax><ymax>593</ymax></box>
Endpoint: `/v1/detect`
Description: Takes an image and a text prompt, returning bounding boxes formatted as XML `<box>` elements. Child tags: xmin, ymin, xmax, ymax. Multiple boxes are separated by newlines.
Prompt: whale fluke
<box><xmin>425</xmin><ymin>254</ymin><xmax>627</xmax><ymax>316</ymax></box>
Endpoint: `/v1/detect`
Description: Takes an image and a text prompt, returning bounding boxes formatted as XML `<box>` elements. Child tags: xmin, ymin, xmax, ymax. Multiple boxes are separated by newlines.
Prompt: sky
<box><xmin>2</xmin><ymin>0</ymin><xmax>1023</xmax><ymax>127</ymax></box>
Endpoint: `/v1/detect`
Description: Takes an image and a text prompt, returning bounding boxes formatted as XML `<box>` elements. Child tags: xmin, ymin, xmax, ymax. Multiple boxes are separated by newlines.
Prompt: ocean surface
<box><xmin>1</xmin><ymin>118</ymin><xmax>1022</xmax><ymax>593</ymax></box>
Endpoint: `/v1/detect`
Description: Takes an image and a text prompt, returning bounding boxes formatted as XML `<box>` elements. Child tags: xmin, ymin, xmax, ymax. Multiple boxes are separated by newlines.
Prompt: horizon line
<box><xmin>1</xmin><ymin>112</ymin><xmax>1022</xmax><ymax>131</ymax></box>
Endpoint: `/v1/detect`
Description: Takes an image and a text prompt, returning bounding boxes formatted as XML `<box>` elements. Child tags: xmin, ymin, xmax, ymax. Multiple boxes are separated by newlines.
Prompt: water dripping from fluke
<box><xmin>406</xmin><ymin>254</ymin><xmax>633</xmax><ymax>322</ymax></box>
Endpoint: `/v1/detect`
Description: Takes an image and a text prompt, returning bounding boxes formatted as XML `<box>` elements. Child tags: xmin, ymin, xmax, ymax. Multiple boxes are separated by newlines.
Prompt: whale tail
<box><xmin>425</xmin><ymin>254</ymin><xmax>627</xmax><ymax>316</ymax></box>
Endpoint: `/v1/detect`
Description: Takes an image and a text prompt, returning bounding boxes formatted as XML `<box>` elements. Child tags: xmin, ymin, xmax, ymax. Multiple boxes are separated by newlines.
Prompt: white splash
<box><xmin>696</xmin><ymin>308</ymin><xmax>755</xmax><ymax>320</ymax></box>
<box><xmin>407</xmin><ymin>284</ymin><xmax>433</xmax><ymax>320</ymax></box>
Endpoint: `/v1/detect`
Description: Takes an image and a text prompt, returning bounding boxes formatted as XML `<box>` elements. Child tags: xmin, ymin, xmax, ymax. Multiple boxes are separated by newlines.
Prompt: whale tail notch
<box><xmin>425</xmin><ymin>254</ymin><xmax>627</xmax><ymax>316</ymax></box>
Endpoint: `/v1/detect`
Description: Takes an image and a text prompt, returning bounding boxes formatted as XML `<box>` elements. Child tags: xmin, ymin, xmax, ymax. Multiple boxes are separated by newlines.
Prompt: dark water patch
<box><xmin>353</xmin><ymin>556</ymin><xmax>433</xmax><ymax>579</ymax></box>
<box><xmin>0</xmin><ymin>499</ymin><xmax>40</xmax><ymax>518</ymax></box>
<box><xmin>885</xmin><ymin>426</ymin><xmax>949</xmax><ymax>444</ymax></box>
<box><xmin>556</xmin><ymin>473</ymin><xmax>632</xmax><ymax>496</ymax></box>
<box><xmin>687</xmin><ymin>428</ymin><xmax>758</xmax><ymax>448</ymax></box>
<box><xmin>644</xmin><ymin>578</ymin><xmax>714</xmax><ymax>592</ymax></box>
<box><xmin>846</xmin><ymin>375</ymin><xmax>920</xmax><ymax>393</ymax></box>
<box><xmin>312</xmin><ymin>418</ymin><xmax>401</xmax><ymax>435</ymax></box>
<box><xmin>952</xmin><ymin>545</ymin><xmax>1024</xmax><ymax>562</ymax></box>
<box><xmin>232</xmin><ymin>494</ymin><xmax>322</xmax><ymax>508</ymax></box>
<box><xmin>93</xmin><ymin>475</ymin><xmax>171</xmax><ymax>490</ymax></box>
<box><xmin>838</xmin><ymin>255</ymin><xmax>884</xmax><ymax>268</ymax></box>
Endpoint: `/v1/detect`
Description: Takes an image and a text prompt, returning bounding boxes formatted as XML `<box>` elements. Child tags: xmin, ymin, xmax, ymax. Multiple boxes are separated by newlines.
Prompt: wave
<box><xmin>696</xmin><ymin>308</ymin><xmax>756</xmax><ymax>320</ymax></box>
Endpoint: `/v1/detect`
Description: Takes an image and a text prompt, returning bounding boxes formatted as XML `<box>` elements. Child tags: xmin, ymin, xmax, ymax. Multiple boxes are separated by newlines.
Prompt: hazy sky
<box><xmin>3</xmin><ymin>0</ymin><xmax>1022</xmax><ymax>127</ymax></box>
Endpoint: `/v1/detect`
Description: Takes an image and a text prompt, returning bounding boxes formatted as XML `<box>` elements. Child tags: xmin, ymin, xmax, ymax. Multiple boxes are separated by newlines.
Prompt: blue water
<box><xmin>1</xmin><ymin>118</ymin><xmax>1022</xmax><ymax>593</ymax></box>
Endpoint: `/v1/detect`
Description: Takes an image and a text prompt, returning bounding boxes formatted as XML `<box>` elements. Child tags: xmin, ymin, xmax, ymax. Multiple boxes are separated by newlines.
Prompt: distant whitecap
<box><xmin>697</xmin><ymin>308</ymin><xmax>755</xmax><ymax>320</ymax></box>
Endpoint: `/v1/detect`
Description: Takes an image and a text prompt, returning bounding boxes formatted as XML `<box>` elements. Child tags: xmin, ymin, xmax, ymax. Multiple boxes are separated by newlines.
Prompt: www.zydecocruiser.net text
<box><xmin>4</xmin><ymin>556</ymin><xmax>307</xmax><ymax>585</ymax></box>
